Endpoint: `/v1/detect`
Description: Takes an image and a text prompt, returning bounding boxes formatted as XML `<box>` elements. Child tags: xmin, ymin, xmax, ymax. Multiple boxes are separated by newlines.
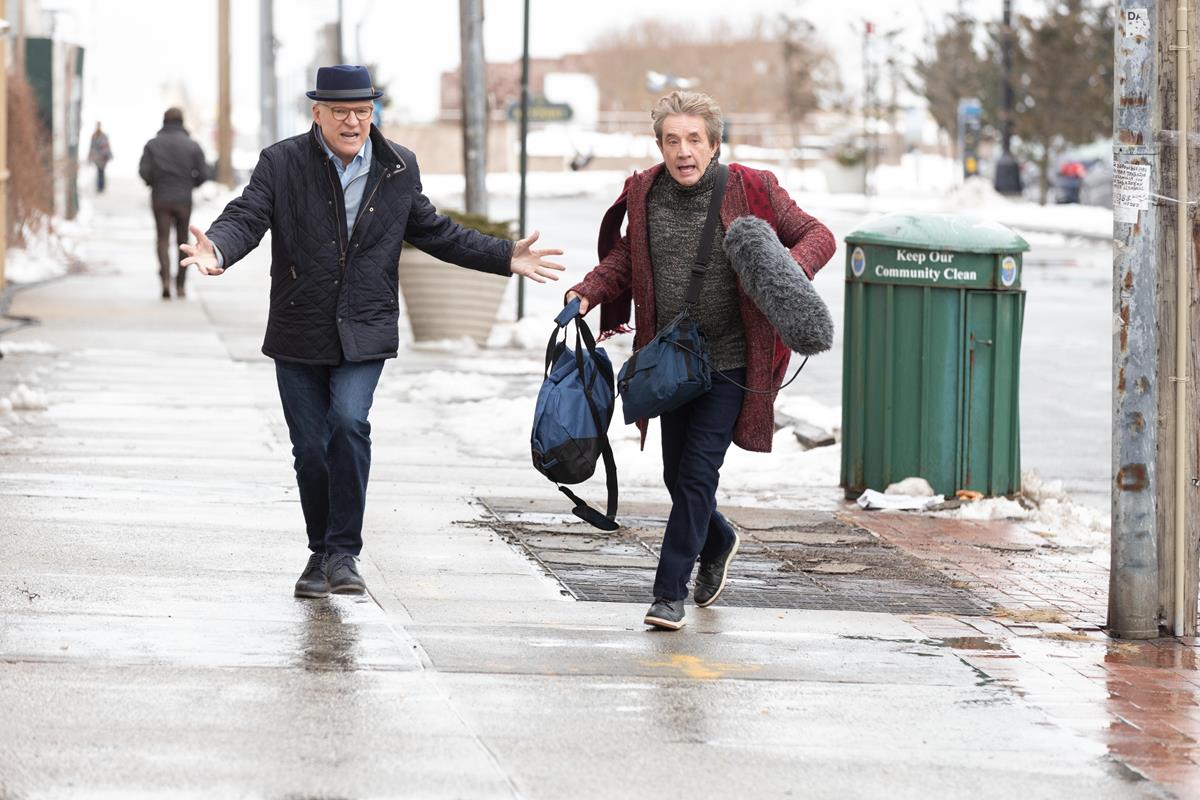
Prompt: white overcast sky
<box><xmin>46</xmin><ymin>0</ymin><xmax>1001</xmax><ymax>160</ymax></box>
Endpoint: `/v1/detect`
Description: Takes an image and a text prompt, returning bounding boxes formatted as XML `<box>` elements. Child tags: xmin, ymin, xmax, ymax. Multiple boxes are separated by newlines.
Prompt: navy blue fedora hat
<box><xmin>306</xmin><ymin>65</ymin><xmax>383</xmax><ymax>102</ymax></box>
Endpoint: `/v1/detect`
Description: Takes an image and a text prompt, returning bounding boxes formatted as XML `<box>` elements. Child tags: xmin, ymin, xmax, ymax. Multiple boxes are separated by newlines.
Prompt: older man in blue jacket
<box><xmin>181</xmin><ymin>65</ymin><xmax>563</xmax><ymax>598</ymax></box>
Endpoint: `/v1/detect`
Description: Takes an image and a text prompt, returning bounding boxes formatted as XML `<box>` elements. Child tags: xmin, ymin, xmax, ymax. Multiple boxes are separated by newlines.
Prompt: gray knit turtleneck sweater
<box><xmin>649</xmin><ymin>159</ymin><xmax>745</xmax><ymax>371</ymax></box>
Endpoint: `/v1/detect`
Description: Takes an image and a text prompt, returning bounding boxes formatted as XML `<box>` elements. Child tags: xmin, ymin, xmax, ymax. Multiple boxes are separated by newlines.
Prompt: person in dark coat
<box><xmin>139</xmin><ymin>107</ymin><xmax>208</xmax><ymax>299</ymax></box>
<box><xmin>87</xmin><ymin>123</ymin><xmax>112</xmax><ymax>193</ymax></box>
<box><xmin>567</xmin><ymin>91</ymin><xmax>836</xmax><ymax>630</ymax></box>
<box><xmin>179</xmin><ymin>65</ymin><xmax>564</xmax><ymax>599</ymax></box>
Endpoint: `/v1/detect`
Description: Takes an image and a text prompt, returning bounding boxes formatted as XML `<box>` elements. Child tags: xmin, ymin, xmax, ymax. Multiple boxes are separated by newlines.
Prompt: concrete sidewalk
<box><xmin>0</xmin><ymin>180</ymin><xmax>1183</xmax><ymax>799</ymax></box>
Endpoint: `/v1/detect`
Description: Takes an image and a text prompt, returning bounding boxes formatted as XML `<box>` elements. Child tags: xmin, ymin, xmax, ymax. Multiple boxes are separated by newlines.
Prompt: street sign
<box><xmin>506</xmin><ymin>98</ymin><xmax>573</xmax><ymax>123</ymax></box>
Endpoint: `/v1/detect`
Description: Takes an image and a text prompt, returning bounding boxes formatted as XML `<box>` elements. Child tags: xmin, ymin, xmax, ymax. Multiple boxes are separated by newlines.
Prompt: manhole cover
<box><xmin>480</xmin><ymin>497</ymin><xmax>990</xmax><ymax>615</ymax></box>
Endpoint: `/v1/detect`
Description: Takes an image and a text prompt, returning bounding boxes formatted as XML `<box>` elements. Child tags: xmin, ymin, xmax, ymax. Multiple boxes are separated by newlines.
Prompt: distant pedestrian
<box><xmin>139</xmin><ymin>107</ymin><xmax>208</xmax><ymax>299</ymax></box>
<box><xmin>179</xmin><ymin>65</ymin><xmax>565</xmax><ymax>599</ymax></box>
<box><xmin>87</xmin><ymin>123</ymin><xmax>112</xmax><ymax>193</ymax></box>
<box><xmin>567</xmin><ymin>91</ymin><xmax>836</xmax><ymax>630</ymax></box>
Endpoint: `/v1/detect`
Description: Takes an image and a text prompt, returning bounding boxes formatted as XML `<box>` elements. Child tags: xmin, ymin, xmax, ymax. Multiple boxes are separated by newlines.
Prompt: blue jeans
<box><xmin>653</xmin><ymin>368</ymin><xmax>745</xmax><ymax>601</ymax></box>
<box><xmin>275</xmin><ymin>358</ymin><xmax>385</xmax><ymax>556</ymax></box>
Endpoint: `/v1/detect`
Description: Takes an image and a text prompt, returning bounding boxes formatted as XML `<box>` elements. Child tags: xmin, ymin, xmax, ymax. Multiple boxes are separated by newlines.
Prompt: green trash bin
<box><xmin>840</xmin><ymin>213</ymin><xmax>1030</xmax><ymax>499</ymax></box>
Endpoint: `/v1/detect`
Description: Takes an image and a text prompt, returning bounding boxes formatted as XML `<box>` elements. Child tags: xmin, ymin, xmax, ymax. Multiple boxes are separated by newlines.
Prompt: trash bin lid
<box><xmin>845</xmin><ymin>213</ymin><xmax>1030</xmax><ymax>254</ymax></box>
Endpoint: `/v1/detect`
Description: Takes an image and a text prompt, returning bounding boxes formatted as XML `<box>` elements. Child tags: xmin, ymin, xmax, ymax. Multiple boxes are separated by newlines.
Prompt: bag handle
<box><xmin>546</xmin><ymin>306</ymin><xmax>619</xmax><ymax>531</ymax></box>
<box><xmin>684</xmin><ymin>162</ymin><xmax>729</xmax><ymax>308</ymax></box>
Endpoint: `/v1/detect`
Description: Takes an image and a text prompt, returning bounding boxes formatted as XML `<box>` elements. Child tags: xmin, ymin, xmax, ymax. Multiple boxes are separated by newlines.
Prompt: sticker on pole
<box><xmin>1124</xmin><ymin>9</ymin><xmax>1149</xmax><ymax>39</ymax></box>
<box><xmin>851</xmin><ymin>247</ymin><xmax>866</xmax><ymax>277</ymax></box>
<box><xmin>1114</xmin><ymin>161</ymin><xmax>1151</xmax><ymax>224</ymax></box>
<box><xmin>999</xmin><ymin>256</ymin><xmax>1018</xmax><ymax>288</ymax></box>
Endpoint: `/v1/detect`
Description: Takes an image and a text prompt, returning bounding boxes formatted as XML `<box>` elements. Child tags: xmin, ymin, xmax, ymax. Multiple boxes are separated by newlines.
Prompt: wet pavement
<box><xmin>0</xmin><ymin>178</ymin><xmax>1188</xmax><ymax>798</ymax></box>
<box><xmin>484</xmin><ymin>496</ymin><xmax>988</xmax><ymax>614</ymax></box>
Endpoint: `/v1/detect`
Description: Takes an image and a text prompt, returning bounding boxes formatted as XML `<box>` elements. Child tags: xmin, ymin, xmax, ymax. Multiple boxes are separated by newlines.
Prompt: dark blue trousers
<box><xmin>653</xmin><ymin>369</ymin><xmax>745</xmax><ymax>601</ymax></box>
<box><xmin>275</xmin><ymin>358</ymin><xmax>385</xmax><ymax>556</ymax></box>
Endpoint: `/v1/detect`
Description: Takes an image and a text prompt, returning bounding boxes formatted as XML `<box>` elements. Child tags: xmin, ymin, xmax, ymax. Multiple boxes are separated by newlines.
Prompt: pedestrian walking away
<box><xmin>88</xmin><ymin>122</ymin><xmax>112</xmax><ymax>194</ymax></box>
<box><xmin>567</xmin><ymin>91</ymin><xmax>836</xmax><ymax>631</ymax></box>
<box><xmin>139</xmin><ymin>107</ymin><xmax>209</xmax><ymax>299</ymax></box>
<box><xmin>179</xmin><ymin>65</ymin><xmax>565</xmax><ymax>600</ymax></box>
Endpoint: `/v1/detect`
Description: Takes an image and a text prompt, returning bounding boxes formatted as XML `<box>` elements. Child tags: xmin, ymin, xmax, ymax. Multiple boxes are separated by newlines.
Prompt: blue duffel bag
<box><xmin>530</xmin><ymin>298</ymin><xmax>618</xmax><ymax>531</ymax></box>
<box><xmin>615</xmin><ymin>311</ymin><xmax>711</xmax><ymax>425</ymax></box>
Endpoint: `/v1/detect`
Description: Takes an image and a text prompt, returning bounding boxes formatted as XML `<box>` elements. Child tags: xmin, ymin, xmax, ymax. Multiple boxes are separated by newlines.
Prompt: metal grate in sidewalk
<box><xmin>479</xmin><ymin>497</ymin><xmax>991</xmax><ymax>616</ymax></box>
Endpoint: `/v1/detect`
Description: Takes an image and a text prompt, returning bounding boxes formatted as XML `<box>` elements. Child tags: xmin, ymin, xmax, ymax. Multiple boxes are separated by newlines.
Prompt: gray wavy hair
<box><xmin>650</xmin><ymin>91</ymin><xmax>723</xmax><ymax>146</ymax></box>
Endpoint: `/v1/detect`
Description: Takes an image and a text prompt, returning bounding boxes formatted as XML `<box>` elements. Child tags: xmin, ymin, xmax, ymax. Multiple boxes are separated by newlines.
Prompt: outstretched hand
<box><xmin>509</xmin><ymin>230</ymin><xmax>565</xmax><ymax>284</ymax></box>
<box><xmin>179</xmin><ymin>224</ymin><xmax>223</xmax><ymax>275</ymax></box>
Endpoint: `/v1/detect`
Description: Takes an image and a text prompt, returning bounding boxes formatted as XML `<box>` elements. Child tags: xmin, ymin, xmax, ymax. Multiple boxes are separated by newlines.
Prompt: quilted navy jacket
<box><xmin>205</xmin><ymin>124</ymin><xmax>513</xmax><ymax>364</ymax></box>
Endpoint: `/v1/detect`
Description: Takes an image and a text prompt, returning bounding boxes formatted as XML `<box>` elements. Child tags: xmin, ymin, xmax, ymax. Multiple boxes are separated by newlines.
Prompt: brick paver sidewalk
<box><xmin>853</xmin><ymin>509</ymin><xmax>1200</xmax><ymax>796</ymax></box>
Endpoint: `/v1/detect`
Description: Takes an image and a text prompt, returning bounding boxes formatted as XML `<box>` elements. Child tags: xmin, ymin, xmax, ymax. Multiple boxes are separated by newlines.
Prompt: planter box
<box><xmin>820</xmin><ymin>160</ymin><xmax>867</xmax><ymax>194</ymax></box>
<box><xmin>397</xmin><ymin>247</ymin><xmax>509</xmax><ymax>345</ymax></box>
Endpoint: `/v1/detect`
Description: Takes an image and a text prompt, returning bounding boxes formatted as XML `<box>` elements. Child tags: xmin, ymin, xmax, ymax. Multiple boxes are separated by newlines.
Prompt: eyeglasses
<box><xmin>320</xmin><ymin>104</ymin><xmax>373</xmax><ymax>122</ymax></box>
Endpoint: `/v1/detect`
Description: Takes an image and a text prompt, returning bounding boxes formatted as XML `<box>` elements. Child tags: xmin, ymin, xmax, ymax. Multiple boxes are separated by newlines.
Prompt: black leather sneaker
<box><xmin>694</xmin><ymin>531</ymin><xmax>740</xmax><ymax>608</ymax></box>
<box><xmin>294</xmin><ymin>552</ymin><xmax>329</xmax><ymax>598</ymax></box>
<box><xmin>644</xmin><ymin>597</ymin><xmax>686</xmax><ymax>630</ymax></box>
<box><xmin>325</xmin><ymin>553</ymin><xmax>367</xmax><ymax>595</ymax></box>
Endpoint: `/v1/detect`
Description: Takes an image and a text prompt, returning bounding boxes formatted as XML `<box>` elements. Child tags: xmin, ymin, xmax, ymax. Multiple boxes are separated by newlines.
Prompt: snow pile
<box><xmin>0</xmin><ymin>426</ymin><xmax>11</xmax><ymax>440</ymax></box>
<box><xmin>488</xmin><ymin>316</ymin><xmax>557</xmax><ymax>351</ymax></box>
<box><xmin>0</xmin><ymin>340</ymin><xmax>58</xmax><ymax>356</ymax></box>
<box><xmin>4</xmin><ymin>224</ymin><xmax>82</xmax><ymax>284</ymax></box>
<box><xmin>957</xmin><ymin>497</ymin><xmax>1029</xmax><ymax>521</ymax></box>
<box><xmin>944</xmin><ymin>470</ymin><xmax>1109</xmax><ymax>548</ymax></box>
<box><xmin>885</xmin><ymin>477</ymin><xmax>935</xmax><ymax>497</ymax></box>
<box><xmin>8</xmin><ymin>384</ymin><xmax>48</xmax><ymax>411</ymax></box>
<box><xmin>775</xmin><ymin>394</ymin><xmax>841</xmax><ymax>436</ymax></box>
<box><xmin>0</xmin><ymin>396</ymin><xmax>13</xmax><ymax>419</ymax></box>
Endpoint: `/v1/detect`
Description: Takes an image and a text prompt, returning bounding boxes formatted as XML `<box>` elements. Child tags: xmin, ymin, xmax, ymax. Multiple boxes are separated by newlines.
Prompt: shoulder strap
<box><xmin>685</xmin><ymin>163</ymin><xmax>729</xmax><ymax>307</ymax></box>
<box><xmin>553</xmin><ymin>305</ymin><xmax>619</xmax><ymax>531</ymax></box>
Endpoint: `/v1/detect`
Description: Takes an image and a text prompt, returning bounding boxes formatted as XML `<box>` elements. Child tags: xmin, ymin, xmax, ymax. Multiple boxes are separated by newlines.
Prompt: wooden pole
<box><xmin>217</xmin><ymin>0</ymin><xmax>233</xmax><ymax>186</ymax></box>
<box><xmin>0</xmin><ymin>0</ymin><xmax>8</xmax><ymax>294</ymax></box>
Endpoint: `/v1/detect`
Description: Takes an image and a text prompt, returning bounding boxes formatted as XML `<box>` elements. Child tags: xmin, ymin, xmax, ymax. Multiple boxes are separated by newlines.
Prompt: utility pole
<box><xmin>335</xmin><ymin>0</ymin><xmax>344</xmax><ymax>63</ymax></box>
<box><xmin>1113</xmin><ymin>1</ymin><xmax>1200</xmax><ymax>638</ymax></box>
<box><xmin>1110</xmin><ymin>1</ymin><xmax>1162</xmax><ymax>638</ymax></box>
<box><xmin>994</xmin><ymin>0</ymin><xmax>1022</xmax><ymax>194</ymax></box>
<box><xmin>516</xmin><ymin>0</ymin><xmax>530</xmax><ymax>319</ymax></box>
<box><xmin>861</xmin><ymin>20</ymin><xmax>872</xmax><ymax>195</ymax></box>
<box><xmin>12</xmin><ymin>0</ymin><xmax>22</xmax><ymax>80</ymax></box>
<box><xmin>1154</xmin><ymin>0</ymin><xmax>1200</xmax><ymax>637</ymax></box>
<box><xmin>216</xmin><ymin>0</ymin><xmax>233</xmax><ymax>186</ymax></box>
<box><xmin>0</xmin><ymin>1</ymin><xmax>8</xmax><ymax>294</ymax></box>
<box><xmin>260</xmin><ymin>0</ymin><xmax>277</xmax><ymax>149</ymax></box>
<box><xmin>459</xmin><ymin>0</ymin><xmax>487</xmax><ymax>217</ymax></box>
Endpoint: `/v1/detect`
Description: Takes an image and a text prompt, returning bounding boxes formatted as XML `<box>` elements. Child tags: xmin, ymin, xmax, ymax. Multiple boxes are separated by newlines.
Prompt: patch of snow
<box><xmin>407</xmin><ymin>337</ymin><xmax>480</xmax><ymax>355</ymax></box>
<box><xmin>956</xmin><ymin>497</ymin><xmax>1029</xmax><ymax>521</ymax></box>
<box><xmin>5</xmin><ymin>224</ymin><xmax>81</xmax><ymax>284</ymax></box>
<box><xmin>0</xmin><ymin>426</ymin><xmax>11</xmax><ymax>439</ymax></box>
<box><xmin>775</xmin><ymin>394</ymin><xmax>841</xmax><ymax>435</ymax></box>
<box><xmin>0</xmin><ymin>396</ymin><xmax>13</xmax><ymax>418</ymax></box>
<box><xmin>1022</xmin><ymin>470</ymin><xmax>1072</xmax><ymax>504</ymax></box>
<box><xmin>398</xmin><ymin>371</ymin><xmax>512</xmax><ymax>404</ymax></box>
<box><xmin>8</xmin><ymin>384</ymin><xmax>47</xmax><ymax>411</ymax></box>
<box><xmin>488</xmin><ymin>316</ymin><xmax>556</xmax><ymax>351</ymax></box>
<box><xmin>0</xmin><ymin>340</ymin><xmax>58</xmax><ymax>356</ymax></box>
<box><xmin>885</xmin><ymin>477</ymin><xmax>935</xmax><ymax>497</ymax></box>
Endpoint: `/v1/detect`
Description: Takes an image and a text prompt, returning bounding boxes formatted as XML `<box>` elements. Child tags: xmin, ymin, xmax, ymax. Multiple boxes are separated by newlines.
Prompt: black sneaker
<box><xmin>325</xmin><ymin>553</ymin><xmax>366</xmax><ymax>595</ymax></box>
<box><xmin>294</xmin><ymin>552</ymin><xmax>329</xmax><ymax>598</ymax></box>
<box><xmin>694</xmin><ymin>531</ymin><xmax>740</xmax><ymax>608</ymax></box>
<box><xmin>644</xmin><ymin>597</ymin><xmax>686</xmax><ymax>630</ymax></box>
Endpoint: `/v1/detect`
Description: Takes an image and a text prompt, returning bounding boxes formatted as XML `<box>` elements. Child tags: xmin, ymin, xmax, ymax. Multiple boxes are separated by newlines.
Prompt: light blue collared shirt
<box><xmin>316</xmin><ymin>127</ymin><xmax>373</xmax><ymax>235</ymax></box>
<box><xmin>213</xmin><ymin>129</ymin><xmax>374</xmax><ymax>268</ymax></box>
